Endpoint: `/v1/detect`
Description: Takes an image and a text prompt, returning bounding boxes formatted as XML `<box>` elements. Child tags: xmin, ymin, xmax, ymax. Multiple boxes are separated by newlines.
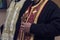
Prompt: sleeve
<box><xmin>30</xmin><ymin>8</ymin><xmax>60</xmax><ymax>37</ymax></box>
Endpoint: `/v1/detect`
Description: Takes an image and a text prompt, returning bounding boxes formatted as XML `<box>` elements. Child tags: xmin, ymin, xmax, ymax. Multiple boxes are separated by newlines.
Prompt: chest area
<box><xmin>21</xmin><ymin>4</ymin><xmax>41</xmax><ymax>24</ymax></box>
<box><xmin>21</xmin><ymin>0</ymin><xmax>49</xmax><ymax>24</ymax></box>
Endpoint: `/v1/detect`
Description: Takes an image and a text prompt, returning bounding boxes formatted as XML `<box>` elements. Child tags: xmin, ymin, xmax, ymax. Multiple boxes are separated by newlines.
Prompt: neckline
<box><xmin>32</xmin><ymin>0</ymin><xmax>43</xmax><ymax>8</ymax></box>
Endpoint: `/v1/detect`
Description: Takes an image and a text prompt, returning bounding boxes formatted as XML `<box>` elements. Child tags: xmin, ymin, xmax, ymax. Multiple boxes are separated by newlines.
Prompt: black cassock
<box><xmin>1</xmin><ymin>0</ymin><xmax>60</xmax><ymax>40</ymax></box>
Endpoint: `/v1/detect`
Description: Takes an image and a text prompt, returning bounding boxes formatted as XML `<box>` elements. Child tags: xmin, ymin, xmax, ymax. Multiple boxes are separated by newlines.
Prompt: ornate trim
<box><xmin>34</xmin><ymin>0</ymin><xmax>48</xmax><ymax>24</ymax></box>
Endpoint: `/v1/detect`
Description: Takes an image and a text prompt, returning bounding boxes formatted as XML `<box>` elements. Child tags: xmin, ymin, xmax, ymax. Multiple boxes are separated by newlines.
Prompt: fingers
<box><xmin>20</xmin><ymin>22</ymin><xmax>25</xmax><ymax>30</ymax></box>
<box><xmin>21</xmin><ymin>22</ymin><xmax>25</xmax><ymax>25</ymax></box>
<box><xmin>21</xmin><ymin>24</ymin><xmax>24</xmax><ymax>28</ymax></box>
<box><xmin>21</xmin><ymin>22</ymin><xmax>27</xmax><ymax>26</ymax></box>
<box><xmin>20</xmin><ymin>22</ymin><xmax>27</xmax><ymax>32</ymax></box>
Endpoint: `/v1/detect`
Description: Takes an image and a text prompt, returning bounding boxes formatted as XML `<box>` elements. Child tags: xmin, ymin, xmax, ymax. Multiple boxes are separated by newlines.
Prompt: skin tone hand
<box><xmin>20</xmin><ymin>22</ymin><xmax>32</xmax><ymax>33</ymax></box>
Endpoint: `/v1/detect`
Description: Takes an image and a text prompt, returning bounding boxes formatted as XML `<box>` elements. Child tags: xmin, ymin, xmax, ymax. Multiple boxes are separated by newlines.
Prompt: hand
<box><xmin>20</xmin><ymin>22</ymin><xmax>32</xmax><ymax>33</ymax></box>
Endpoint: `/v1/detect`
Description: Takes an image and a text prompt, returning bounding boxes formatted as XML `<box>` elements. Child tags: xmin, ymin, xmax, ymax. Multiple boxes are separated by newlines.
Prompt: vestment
<box><xmin>14</xmin><ymin>0</ymin><xmax>60</xmax><ymax>40</ymax></box>
<box><xmin>1</xmin><ymin>0</ymin><xmax>60</xmax><ymax>40</ymax></box>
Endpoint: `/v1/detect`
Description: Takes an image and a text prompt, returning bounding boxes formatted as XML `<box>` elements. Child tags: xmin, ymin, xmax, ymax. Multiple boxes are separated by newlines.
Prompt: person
<box><xmin>13</xmin><ymin>0</ymin><xmax>60</xmax><ymax>40</ymax></box>
<box><xmin>1</xmin><ymin>0</ymin><xmax>60</xmax><ymax>40</ymax></box>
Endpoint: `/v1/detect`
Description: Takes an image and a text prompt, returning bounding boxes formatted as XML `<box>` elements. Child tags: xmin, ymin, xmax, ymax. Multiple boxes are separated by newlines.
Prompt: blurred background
<box><xmin>0</xmin><ymin>0</ymin><xmax>60</xmax><ymax>40</ymax></box>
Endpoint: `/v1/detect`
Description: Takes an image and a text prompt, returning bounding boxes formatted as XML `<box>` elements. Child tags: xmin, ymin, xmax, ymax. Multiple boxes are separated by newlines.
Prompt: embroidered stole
<box><xmin>17</xmin><ymin>0</ymin><xmax>48</xmax><ymax>40</ymax></box>
<box><xmin>2</xmin><ymin>0</ymin><xmax>25</xmax><ymax>40</ymax></box>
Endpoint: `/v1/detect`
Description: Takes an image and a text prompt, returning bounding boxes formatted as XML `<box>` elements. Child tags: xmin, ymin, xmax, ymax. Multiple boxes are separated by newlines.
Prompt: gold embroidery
<box><xmin>34</xmin><ymin>0</ymin><xmax>48</xmax><ymax>24</ymax></box>
<box><xmin>33</xmin><ymin>10</ymin><xmax>37</xmax><ymax>14</ymax></box>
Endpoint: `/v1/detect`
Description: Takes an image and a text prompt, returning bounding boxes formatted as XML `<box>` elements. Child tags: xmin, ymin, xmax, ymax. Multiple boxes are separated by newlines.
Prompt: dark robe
<box><xmin>1</xmin><ymin>0</ymin><xmax>60</xmax><ymax>40</ymax></box>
